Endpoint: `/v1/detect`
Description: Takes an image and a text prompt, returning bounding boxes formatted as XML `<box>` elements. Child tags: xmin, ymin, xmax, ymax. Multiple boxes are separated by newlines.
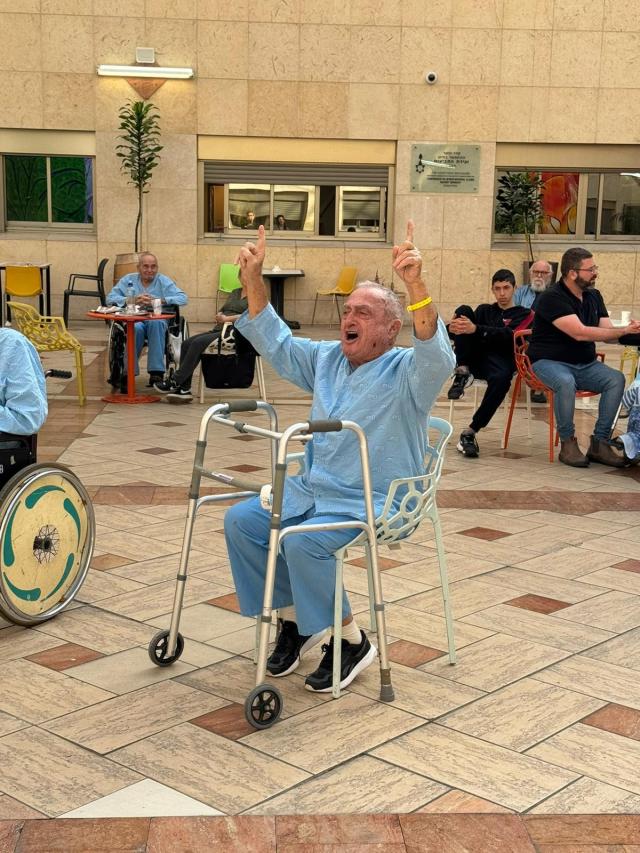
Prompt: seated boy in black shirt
<box><xmin>447</xmin><ymin>269</ymin><xmax>532</xmax><ymax>458</ymax></box>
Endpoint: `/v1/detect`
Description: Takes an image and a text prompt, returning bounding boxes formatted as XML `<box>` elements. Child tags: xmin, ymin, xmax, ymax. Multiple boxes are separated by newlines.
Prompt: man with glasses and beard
<box><xmin>528</xmin><ymin>247</ymin><xmax>640</xmax><ymax>467</ymax></box>
<box><xmin>515</xmin><ymin>260</ymin><xmax>554</xmax><ymax>311</ymax></box>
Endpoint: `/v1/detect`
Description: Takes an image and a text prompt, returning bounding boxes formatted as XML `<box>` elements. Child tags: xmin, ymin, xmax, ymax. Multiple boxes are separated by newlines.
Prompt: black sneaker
<box><xmin>447</xmin><ymin>369</ymin><xmax>474</xmax><ymax>400</ymax></box>
<box><xmin>154</xmin><ymin>378</ymin><xmax>176</xmax><ymax>394</ymax></box>
<box><xmin>304</xmin><ymin>629</ymin><xmax>377</xmax><ymax>693</ymax></box>
<box><xmin>267</xmin><ymin>619</ymin><xmax>325</xmax><ymax>677</ymax></box>
<box><xmin>457</xmin><ymin>431</ymin><xmax>479</xmax><ymax>458</ymax></box>
<box><xmin>530</xmin><ymin>390</ymin><xmax>547</xmax><ymax>404</ymax></box>
<box><xmin>166</xmin><ymin>386</ymin><xmax>193</xmax><ymax>403</ymax></box>
<box><xmin>148</xmin><ymin>372</ymin><xmax>164</xmax><ymax>387</ymax></box>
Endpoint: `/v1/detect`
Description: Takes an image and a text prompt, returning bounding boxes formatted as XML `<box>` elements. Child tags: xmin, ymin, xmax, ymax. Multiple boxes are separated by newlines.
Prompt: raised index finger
<box><xmin>405</xmin><ymin>219</ymin><xmax>415</xmax><ymax>245</ymax></box>
<box><xmin>256</xmin><ymin>224</ymin><xmax>266</xmax><ymax>256</ymax></box>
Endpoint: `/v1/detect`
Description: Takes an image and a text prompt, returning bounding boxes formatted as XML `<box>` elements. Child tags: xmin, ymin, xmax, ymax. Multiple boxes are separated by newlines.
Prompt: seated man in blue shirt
<box><xmin>224</xmin><ymin>221</ymin><xmax>454</xmax><ymax>693</ymax></box>
<box><xmin>106</xmin><ymin>252</ymin><xmax>188</xmax><ymax>385</ymax></box>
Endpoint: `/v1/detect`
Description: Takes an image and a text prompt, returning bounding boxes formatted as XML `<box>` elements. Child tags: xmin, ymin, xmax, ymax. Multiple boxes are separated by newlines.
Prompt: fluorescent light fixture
<box><xmin>97</xmin><ymin>64</ymin><xmax>194</xmax><ymax>79</ymax></box>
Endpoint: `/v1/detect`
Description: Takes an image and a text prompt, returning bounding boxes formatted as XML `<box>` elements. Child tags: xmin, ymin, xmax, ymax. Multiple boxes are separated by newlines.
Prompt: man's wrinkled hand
<box><xmin>236</xmin><ymin>225</ymin><xmax>266</xmax><ymax>284</ymax></box>
<box><xmin>392</xmin><ymin>220</ymin><xmax>423</xmax><ymax>286</ymax></box>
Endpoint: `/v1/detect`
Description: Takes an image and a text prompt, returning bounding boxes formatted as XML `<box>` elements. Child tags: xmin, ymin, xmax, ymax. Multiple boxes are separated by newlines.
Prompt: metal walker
<box><xmin>148</xmin><ymin>399</ymin><xmax>395</xmax><ymax>729</ymax></box>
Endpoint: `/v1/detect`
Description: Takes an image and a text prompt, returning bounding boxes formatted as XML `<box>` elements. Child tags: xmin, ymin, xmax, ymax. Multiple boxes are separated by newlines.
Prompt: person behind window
<box><xmin>106</xmin><ymin>252</ymin><xmax>188</xmax><ymax>387</ymax></box>
<box><xmin>274</xmin><ymin>214</ymin><xmax>287</xmax><ymax>230</ymax></box>
<box><xmin>243</xmin><ymin>210</ymin><xmax>256</xmax><ymax>229</ymax></box>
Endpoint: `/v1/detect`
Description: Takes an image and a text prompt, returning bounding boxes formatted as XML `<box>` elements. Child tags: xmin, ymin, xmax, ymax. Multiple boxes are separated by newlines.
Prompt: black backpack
<box><xmin>200</xmin><ymin>323</ymin><xmax>258</xmax><ymax>389</ymax></box>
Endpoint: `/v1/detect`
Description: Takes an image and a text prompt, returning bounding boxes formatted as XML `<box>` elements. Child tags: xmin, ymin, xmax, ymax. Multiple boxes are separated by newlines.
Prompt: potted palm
<box><xmin>495</xmin><ymin>171</ymin><xmax>545</xmax><ymax>279</ymax></box>
<box><xmin>113</xmin><ymin>100</ymin><xmax>163</xmax><ymax>281</ymax></box>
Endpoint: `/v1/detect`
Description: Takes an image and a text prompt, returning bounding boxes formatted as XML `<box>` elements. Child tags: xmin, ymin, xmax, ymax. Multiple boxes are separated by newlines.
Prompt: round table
<box><xmin>87</xmin><ymin>310</ymin><xmax>174</xmax><ymax>404</ymax></box>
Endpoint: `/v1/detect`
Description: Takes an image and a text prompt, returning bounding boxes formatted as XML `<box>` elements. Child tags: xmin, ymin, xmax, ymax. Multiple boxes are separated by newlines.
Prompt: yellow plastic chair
<box><xmin>8</xmin><ymin>302</ymin><xmax>86</xmax><ymax>406</ymax></box>
<box><xmin>311</xmin><ymin>266</ymin><xmax>358</xmax><ymax>326</ymax></box>
<box><xmin>620</xmin><ymin>345</ymin><xmax>639</xmax><ymax>386</ymax></box>
<box><xmin>4</xmin><ymin>266</ymin><xmax>44</xmax><ymax>319</ymax></box>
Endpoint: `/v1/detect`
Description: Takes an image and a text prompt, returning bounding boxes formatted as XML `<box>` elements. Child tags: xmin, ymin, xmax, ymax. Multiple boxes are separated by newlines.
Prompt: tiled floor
<box><xmin>2</xmin><ymin>322</ymin><xmax>640</xmax><ymax>849</ymax></box>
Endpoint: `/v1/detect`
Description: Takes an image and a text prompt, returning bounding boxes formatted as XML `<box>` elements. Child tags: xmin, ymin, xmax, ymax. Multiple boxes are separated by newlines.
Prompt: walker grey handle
<box><xmin>225</xmin><ymin>400</ymin><xmax>259</xmax><ymax>412</ymax></box>
<box><xmin>305</xmin><ymin>419</ymin><xmax>343</xmax><ymax>433</ymax></box>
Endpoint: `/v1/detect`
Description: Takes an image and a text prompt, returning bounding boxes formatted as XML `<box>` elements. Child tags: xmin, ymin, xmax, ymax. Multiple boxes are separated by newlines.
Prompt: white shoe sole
<box><xmin>304</xmin><ymin>642</ymin><xmax>377</xmax><ymax>693</ymax></box>
<box><xmin>267</xmin><ymin>630</ymin><xmax>326</xmax><ymax>678</ymax></box>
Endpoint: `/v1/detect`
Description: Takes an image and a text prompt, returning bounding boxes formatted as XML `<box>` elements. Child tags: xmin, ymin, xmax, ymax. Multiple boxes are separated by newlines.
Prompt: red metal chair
<box><xmin>503</xmin><ymin>329</ymin><xmax>603</xmax><ymax>463</ymax></box>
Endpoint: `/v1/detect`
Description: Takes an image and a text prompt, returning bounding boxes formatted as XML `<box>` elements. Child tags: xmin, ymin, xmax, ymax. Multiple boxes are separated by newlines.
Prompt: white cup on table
<box><xmin>152</xmin><ymin>298</ymin><xmax>162</xmax><ymax>316</ymax></box>
<box><xmin>621</xmin><ymin>310</ymin><xmax>631</xmax><ymax>325</ymax></box>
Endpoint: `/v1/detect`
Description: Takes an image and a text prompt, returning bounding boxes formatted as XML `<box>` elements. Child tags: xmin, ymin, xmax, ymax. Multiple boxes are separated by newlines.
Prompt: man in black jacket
<box><xmin>447</xmin><ymin>269</ymin><xmax>532</xmax><ymax>458</ymax></box>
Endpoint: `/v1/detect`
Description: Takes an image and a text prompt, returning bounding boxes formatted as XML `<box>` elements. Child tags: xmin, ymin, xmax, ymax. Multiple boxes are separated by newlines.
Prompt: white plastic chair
<box><xmin>330</xmin><ymin>415</ymin><xmax>456</xmax><ymax>696</ymax></box>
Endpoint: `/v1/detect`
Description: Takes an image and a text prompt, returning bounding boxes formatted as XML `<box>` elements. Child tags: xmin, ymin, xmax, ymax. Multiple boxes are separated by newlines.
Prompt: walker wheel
<box><xmin>148</xmin><ymin>630</ymin><xmax>184</xmax><ymax>667</ymax></box>
<box><xmin>244</xmin><ymin>684</ymin><xmax>283</xmax><ymax>729</ymax></box>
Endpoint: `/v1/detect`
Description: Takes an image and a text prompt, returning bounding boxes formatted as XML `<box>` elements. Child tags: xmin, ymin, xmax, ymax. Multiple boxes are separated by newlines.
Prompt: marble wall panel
<box><xmin>197</xmin><ymin>79</ymin><xmax>249</xmax><ymax>136</ymax></box>
<box><xmin>94</xmin><ymin>0</ymin><xmax>145</xmax><ymax>15</ymax></box>
<box><xmin>299</xmin><ymin>0</ymin><xmax>349</xmax><ymax>25</ymax></box>
<box><xmin>0</xmin><ymin>71</ymin><xmax>43</xmax><ymax>127</ymax></box>
<box><xmin>442</xmin><ymin>196</ymin><xmax>494</xmax><ymax>250</ymax></box>
<box><xmin>196</xmin><ymin>0</ymin><xmax>249</xmax><ymax>21</ymax></box>
<box><xmin>43</xmin><ymin>0</ymin><xmax>92</xmax><ymax>12</ymax></box>
<box><xmin>502</xmin><ymin>0</ymin><xmax>554</xmax><ymax>28</ymax></box>
<box><xmin>448</xmin><ymin>86</ymin><xmax>499</xmax><ymax>140</ymax></box>
<box><xmin>594</xmin><ymin>253</ymin><xmax>637</xmax><ymax>306</ymax></box>
<box><xmin>347</xmin><ymin>83</ymin><xmax>399</xmax><ymax>139</ymax></box>
<box><xmin>145</xmin><ymin>19</ymin><xmax>197</xmax><ymax>68</ymax></box>
<box><xmin>497</xmin><ymin>87</ymin><xmax>533</xmax><ymax>142</ymax></box>
<box><xmin>95</xmin><ymin>187</ymin><xmax>141</xmax><ymax>245</ymax></box>
<box><xmin>402</xmin><ymin>0</ymin><xmax>453</xmax><ymax>27</ymax></box>
<box><xmin>452</xmin><ymin>0</ymin><xmax>504</xmax><ymax>28</ymax></box>
<box><xmin>350</xmin><ymin>0</ymin><xmax>402</xmax><ymax>26</ymax></box>
<box><xmin>441</xmin><ymin>249</ymin><xmax>492</xmax><ymax>305</ymax></box>
<box><xmin>394</xmin><ymin>195</ymin><xmax>446</xmax><ymax>252</ymax></box>
<box><xmin>450</xmin><ymin>30</ymin><xmax>501</xmax><ymax>86</ymax></box>
<box><xmin>400</xmin><ymin>28</ymin><xmax>452</xmax><ymax>86</ymax></box>
<box><xmin>152</xmin><ymin>134</ymin><xmax>197</xmax><ymax>191</ymax></box>
<box><xmin>299</xmin><ymin>25</ymin><xmax>350</xmax><ymax>83</ymax></box>
<box><xmin>601</xmin><ymin>33</ymin><xmax>640</xmax><ymax>88</ymax></box>
<box><xmin>603</xmin><ymin>0</ymin><xmax>640</xmax><ymax>31</ymax></box>
<box><xmin>550</xmin><ymin>31</ymin><xmax>602</xmax><ymax>89</ymax></box>
<box><xmin>146</xmin><ymin>0</ymin><xmax>197</xmax><ymax>18</ymax></box>
<box><xmin>45</xmin><ymin>241</ymin><xmax>99</xmax><ymax>308</ymax></box>
<box><xmin>94</xmin><ymin>78</ymin><xmax>138</xmax><ymax>132</ymax></box>
<box><xmin>596</xmin><ymin>89</ymin><xmax>640</xmax><ymax>144</ymax></box>
<box><xmin>530</xmin><ymin>87</ymin><xmax>598</xmax><ymax>143</ymax></box>
<box><xmin>247</xmin><ymin>81</ymin><xmax>300</xmax><ymax>136</ymax></box>
<box><xmin>398</xmin><ymin>84</ymin><xmax>450</xmax><ymax>141</ymax></box>
<box><xmin>248</xmin><ymin>23</ymin><xmax>300</xmax><ymax>81</ymax></box>
<box><xmin>151</xmin><ymin>82</ymin><xmax>197</xmax><ymax>135</ymax></box>
<box><xmin>299</xmin><ymin>82</ymin><xmax>349</xmax><ymax>138</ymax></box>
<box><xmin>553</xmin><ymin>0</ymin><xmax>605</xmax><ymax>30</ymax></box>
<box><xmin>42</xmin><ymin>15</ymin><xmax>94</xmax><ymax>74</ymax></box>
<box><xmin>500</xmin><ymin>31</ymin><xmax>536</xmax><ymax>87</ymax></box>
<box><xmin>253</xmin><ymin>0</ymin><xmax>301</xmax><ymax>23</ymax></box>
<box><xmin>349</xmin><ymin>27</ymin><xmax>401</xmax><ymax>84</ymax></box>
<box><xmin>0</xmin><ymin>13</ymin><xmax>41</xmax><ymax>71</ymax></box>
<box><xmin>146</xmin><ymin>189</ymin><xmax>198</xmax><ymax>244</ymax></box>
<box><xmin>43</xmin><ymin>74</ymin><xmax>96</xmax><ymax>131</ymax></box>
<box><xmin>93</xmin><ymin>17</ymin><xmax>148</xmax><ymax>67</ymax></box>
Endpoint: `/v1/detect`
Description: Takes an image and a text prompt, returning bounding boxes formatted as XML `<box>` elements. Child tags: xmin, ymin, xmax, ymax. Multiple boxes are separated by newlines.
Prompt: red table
<box><xmin>87</xmin><ymin>310</ymin><xmax>174</xmax><ymax>404</ymax></box>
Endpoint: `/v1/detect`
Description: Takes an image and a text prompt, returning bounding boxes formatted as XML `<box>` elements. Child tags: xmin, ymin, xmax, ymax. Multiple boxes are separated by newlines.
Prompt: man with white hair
<box><xmin>223</xmin><ymin>221</ymin><xmax>454</xmax><ymax>693</ymax></box>
<box><xmin>515</xmin><ymin>260</ymin><xmax>554</xmax><ymax>402</ymax></box>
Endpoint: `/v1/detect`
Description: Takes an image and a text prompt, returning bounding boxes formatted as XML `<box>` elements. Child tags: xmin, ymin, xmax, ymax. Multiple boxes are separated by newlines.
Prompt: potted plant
<box><xmin>113</xmin><ymin>100</ymin><xmax>163</xmax><ymax>281</ymax></box>
<box><xmin>495</xmin><ymin>171</ymin><xmax>544</xmax><ymax>274</ymax></box>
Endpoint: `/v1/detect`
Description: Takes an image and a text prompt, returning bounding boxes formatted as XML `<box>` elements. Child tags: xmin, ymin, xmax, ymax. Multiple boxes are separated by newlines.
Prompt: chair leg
<box><xmin>63</xmin><ymin>292</ymin><xmax>70</xmax><ymax>328</ymax></box>
<box><xmin>311</xmin><ymin>294</ymin><xmax>319</xmax><ymax>325</ymax></box>
<box><xmin>548</xmin><ymin>391</ymin><xmax>555</xmax><ymax>462</ymax></box>
<box><xmin>198</xmin><ymin>366</ymin><xmax>205</xmax><ymax>404</ymax></box>
<box><xmin>256</xmin><ymin>357</ymin><xmax>267</xmax><ymax>401</ymax></box>
<box><xmin>431</xmin><ymin>509</ymin><xmax>456</xmax><ymax>665</ymax></box>
<box><xmin>74</xmin><ymin>348</ymin><xmax>86</xmax><ymax>406</ymax></box>
<box><xmin>332</xmin><ymin>549</ymin><xmax>345</xmax><ymax>699</ymax></box>
<box><xmin>526</xmin><ymin>385</ymin><xmax>532</xmax><ymax>439</ymax></box>
<box><xmin>502</xmin><ymin>376</ymin><xmax>520</xmax><ymax>451</ymax></box>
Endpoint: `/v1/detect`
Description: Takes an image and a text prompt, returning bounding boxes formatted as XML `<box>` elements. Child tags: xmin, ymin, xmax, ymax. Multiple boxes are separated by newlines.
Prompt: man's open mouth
<box><xmin>345</xmin><ymin>331</ymin><xmax>358</xmax><ymax>341</ymax></box>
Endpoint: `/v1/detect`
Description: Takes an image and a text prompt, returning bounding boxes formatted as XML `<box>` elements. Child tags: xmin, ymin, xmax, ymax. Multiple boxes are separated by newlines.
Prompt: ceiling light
<box><xmin>97</xmin><ymin>64</ymin><xmax>194</xmax><ymax>79</ymax></box>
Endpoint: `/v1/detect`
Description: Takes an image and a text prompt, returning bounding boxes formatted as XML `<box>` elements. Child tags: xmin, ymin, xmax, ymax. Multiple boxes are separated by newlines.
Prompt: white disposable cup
<box><xmin>621</xmin><ymin>310</ymin><xmax>631</xmax><ymax>325</ymax></box>
<box><xmin>152</xmin><ymin>298</ymin><xmax>162</xmax><ymax>316</ymax></box>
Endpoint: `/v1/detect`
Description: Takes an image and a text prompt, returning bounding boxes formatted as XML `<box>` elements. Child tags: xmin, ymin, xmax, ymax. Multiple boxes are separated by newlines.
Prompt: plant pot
<box><xmin>113</xmin><ymin>253</ymin><xmax>139</xmax><ymax>285</ymax></box>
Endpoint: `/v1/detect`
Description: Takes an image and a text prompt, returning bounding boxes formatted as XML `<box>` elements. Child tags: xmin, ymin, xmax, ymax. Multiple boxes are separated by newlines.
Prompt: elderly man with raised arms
<box><xmin>223</xmin><ymin>222</ymin><xmax>454</xmax><ymax>693</ymax></box>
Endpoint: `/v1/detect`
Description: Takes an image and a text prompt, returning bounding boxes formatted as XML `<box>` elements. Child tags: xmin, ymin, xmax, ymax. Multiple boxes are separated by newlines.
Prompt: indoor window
<box><xmin>4</xmin><ymin>154</ymin><xmax>94</xmax><ymax>227</ymax></box>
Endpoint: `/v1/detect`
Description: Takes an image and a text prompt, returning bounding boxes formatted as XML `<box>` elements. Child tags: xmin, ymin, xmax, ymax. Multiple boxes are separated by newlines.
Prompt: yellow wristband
<box><xmin>407</xmin><ymin>296</ymin><xmax>432</xmax><ymax>312</ymax></box>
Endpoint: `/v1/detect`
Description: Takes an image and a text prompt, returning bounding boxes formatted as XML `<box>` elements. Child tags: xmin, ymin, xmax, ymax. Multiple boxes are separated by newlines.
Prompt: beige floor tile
<box><xmin>529</xmin><ymin>776</ymin><xmax>640</xmax><ymax>813</ymax></box>
<box><xmin>0</xmin><ymin>711</ymin><xmax>28</xmax><ymax>738</ymax></box>
<box><xmin>0</xmin><ymin>626</ymin><xmax>64</xmax><ymax>664</ymax></box>
<box><xmin>502</xmin><ymin>524</ymin><xmax>593</xmax><ymax>555</ymax></box>
<box><xmin>342</xmin><ymin>565</ymin><xmax>432</xmax><ymax>602</ymax></box>
<box><xmin>521</xmin><ymin>511</ymin><xmax>629</xmax><ymax>536</ymax></box>
<box><xmin>401</xmin><ymin>579</ymin><xmax>522</xmax><ymax>618</ymax></box>
<box><xmin>244</xmin><ymin>755</ymin><xmax>447</xmax><ymax>815</ymax></box>
<box><xmin>581</xmin><ymin>535</ymin><xmax>640</xmax><ymax>561</ymax></box>
<box><xmin>513</xmin><ymin>547</ymin><xmax>616</xmax><ymax>579</ymax></box>
<box><xmin>442</xmin><ymin>678</ymin><xmax>604</xmax><ymax>751</ymax></box>
<box><xmin>178</xmin><ymin>656</ymin><xmax>331</xmax><ymax>718</ymax></box>
<box><xmin>90</xmin><ymin>529</ymin><xmax>183</xmax><ymax>561</ymax></box>
<box><xmin>65</xmin><ymin>646</ymin><xmax>195</xmax><ymax>694</ymax></box>
<box><xmin>43</xmin><ymin>681</ymin><xmax>227</xmax><ymax>753</ymax></box>
<box><xmin>0</xmin><ymin>727</ymin><xmax>141</xmax><ymax>816</ymax></box>
<box><xmin>420</xmin><ymin>634</ymin><xmax>569</xmax><ymax>692</ymax></box>
<box><xmin>206</xmin><ymin>623</ymin><xmax>277</xmax><ymax>655</ymax></box>
<box><xmin>98</xmin><ymin>578</ymin><xmax>230</xmax><ymax>621</ymax></box>
<box><xmin>92</xmin><ymin>506</ymin><xmax>154</xmax><ymax>530</ymax></box>
<box><xmin>437</xmin><ymin>533</ymin><xmax>540</xmax><ymax>564</ymax></box>
<box><xmin>111</xmin><ymin>722</ymin><xmax>309</xmax><ymax>814</ymax></box>
<box><xmin>178</xmin><ymin>639</ymin><xmax>234</xmax><ymax>668</ymax></box>
<box><xmin>34</xmin><ymin>607</ymin><xmax>158</xmax><ymax>654</ymax></box>
<box><xmin>0</xmin><ymin>659</ymin><xmax>113</xmax><ymax>723</ymax></box>
<box><xmin>534</xmin><ymin>656</ymin><xmax>640</xmax><ymax>709</ymax></box>
<box><xmin>578</xmin><ymin>566</ymin><xmax>640</xmax><ymax>595</ymax></box>
<box><xmin>243</xmin><ymin>692</ymin><xmax>423</xmax><ymax>774</ymax></box>
<box><xmin>371</xmin><ymin>724</ymin><xmax>577</xmax><ymax>812</ymax></box>
<box><xmin>462</xmin><ymin>604</ymin><xmax>614</xmax><ymax>652</ymax></box>
<box><xmin>528</xmin><ymin>723</ymin><xmax>640</xmax><ymax>795</ymax></box>
<box><xmin>60</xmin><ymin>779</ymin><xmax>223</xmax><ymax>818</ymax></box>
<box><xmin>75</xmin><ymin>571</ymin><xmax>145</xmax><ymax>603</ymax></box>
<box><xmin>348</xmin><ymin>660</ymin><xmax>483</xmax><ymax>718</ymax></box>
<box><xmin>386</xmin><ymin>552</ymin><xmax>505</xmax><ymax>586</ymax></box>
<box><xmin>110</xmin><ymin>549</ymin><xmax>226</xmax><ymax>585</ymax></box>
<box><xmin>582</xmin><ymin>626</ymin><xmax>640</xmax><ymax>670</ymax></box>
<box><xmin>383</xmin><ymin>603</ymin><xmax>492</xmax><ymax>650</ymax></box>
<box><xmin>146</xmin><ymin>603</ymin><xmax>255</xmax><ymax>642</ymax></box>
<box><xmin>552</xmin><ymin>591</ymin><xmax>640</xmax><ymax>633</ymax></box>
<box><xmin>417</xmin><ymin>790</ymin><xmax>512</xmax><ymax>813</ymax></box>
<box><xmin>480</xmin><ymin>567</ymin><xmax>604</xmax><ymax>604</ymax></box>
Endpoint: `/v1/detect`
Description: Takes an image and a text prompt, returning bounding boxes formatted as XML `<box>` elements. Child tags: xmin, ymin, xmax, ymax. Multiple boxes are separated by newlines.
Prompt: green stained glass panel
<box><xmin>5</xmin><ymin>155</ymin><xmax>47</xmax><ymax>222</ymax></box>
<box><xmin>51</xmin><ymin>157</ymin><xmax>93</xmax><ymax>224</ymax></box>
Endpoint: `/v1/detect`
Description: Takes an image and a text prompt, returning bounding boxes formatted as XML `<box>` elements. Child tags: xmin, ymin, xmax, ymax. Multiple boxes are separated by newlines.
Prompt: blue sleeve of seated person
<box><xmin>0</xmin><ymin>329</ymin><xmax>47</xmax><ymax>435</ymax></box>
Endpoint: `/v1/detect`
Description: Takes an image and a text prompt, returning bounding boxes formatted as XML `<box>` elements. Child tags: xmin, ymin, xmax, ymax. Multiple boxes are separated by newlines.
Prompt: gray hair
<box><xmin>354</xmin><ymin>281</ymin><xmax>403</xmax><ymax>323</ymax></box>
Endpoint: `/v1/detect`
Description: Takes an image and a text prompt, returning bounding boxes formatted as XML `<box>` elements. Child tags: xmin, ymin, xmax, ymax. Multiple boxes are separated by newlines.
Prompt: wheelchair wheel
<box><xmin>107</xmin><ymin>321</ymin><xmax>126</xmax><ymax>389</ymax></box>
<box><xmin>244</xmin><ymin>684</ymin><xmax>283</xmax><ymax>729</ymax></box>
<box><xmin>0</xmin><ymin>463</ymin><xmax>95</xmax><ymax>626</ymax></box>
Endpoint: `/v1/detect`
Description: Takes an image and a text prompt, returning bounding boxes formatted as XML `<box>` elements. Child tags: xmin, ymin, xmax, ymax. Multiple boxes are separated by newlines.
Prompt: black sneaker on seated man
<box><xmin>457</xmin><ymin>429</ymin><xmax>480</xmax><ymax>458</ymax></box>
<box><xmin>304</xmin><ymin>629</ymin><xmax>377</xmax><ymax>693</ymax></box>
<box><xmin>148</xmin><ymin>372</ymin><xmax>164</xmax><ymax>387</ymax></box>
<box><xmin>447</xmin><ymin>366</ymin><xmax>474</xmax><ymax>400</ymax></box>
<box><xmin>153</xmin><ymin>377</ymin><xmax>176</xmax><ymax>394</ymax></box>
<box><xmin>166</xmin><ymin>385</ymin><xmax>193</xmax><ymax>403</ymax></box>
<box><xmin>267</xmin><ymin>619</ymin><xmax>325</xmax><ymax>677</ymax></box>
<box><xmin>530</xmin><ymin>390</ymin><xmax>547</xmax><ymax>403</ymax></box>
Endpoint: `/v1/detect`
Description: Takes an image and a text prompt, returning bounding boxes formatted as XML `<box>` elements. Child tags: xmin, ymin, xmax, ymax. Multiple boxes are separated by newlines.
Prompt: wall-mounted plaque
<box><xmin>410</xmin><ymin>144</ymin><xmax>480</xmax><ymax>193</ymax></box>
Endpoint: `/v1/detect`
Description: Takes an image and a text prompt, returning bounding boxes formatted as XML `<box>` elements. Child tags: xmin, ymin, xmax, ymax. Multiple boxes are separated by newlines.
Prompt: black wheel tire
<box><xmin>244</xmin><ymin>683</ymin><xmax>283</xmax><ymax>729</ymax></box>
<box><xmin>148</xmin><ymin>629</ymin><xmax>184</xmax><ymax>667</ymax></box>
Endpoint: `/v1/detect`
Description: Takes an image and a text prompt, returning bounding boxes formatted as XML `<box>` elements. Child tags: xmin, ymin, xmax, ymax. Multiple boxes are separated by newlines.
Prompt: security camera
<box><xmin>425</xmin><ymin>71</ymin><xmax>438</xmax><ymax>85</ymax></box>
